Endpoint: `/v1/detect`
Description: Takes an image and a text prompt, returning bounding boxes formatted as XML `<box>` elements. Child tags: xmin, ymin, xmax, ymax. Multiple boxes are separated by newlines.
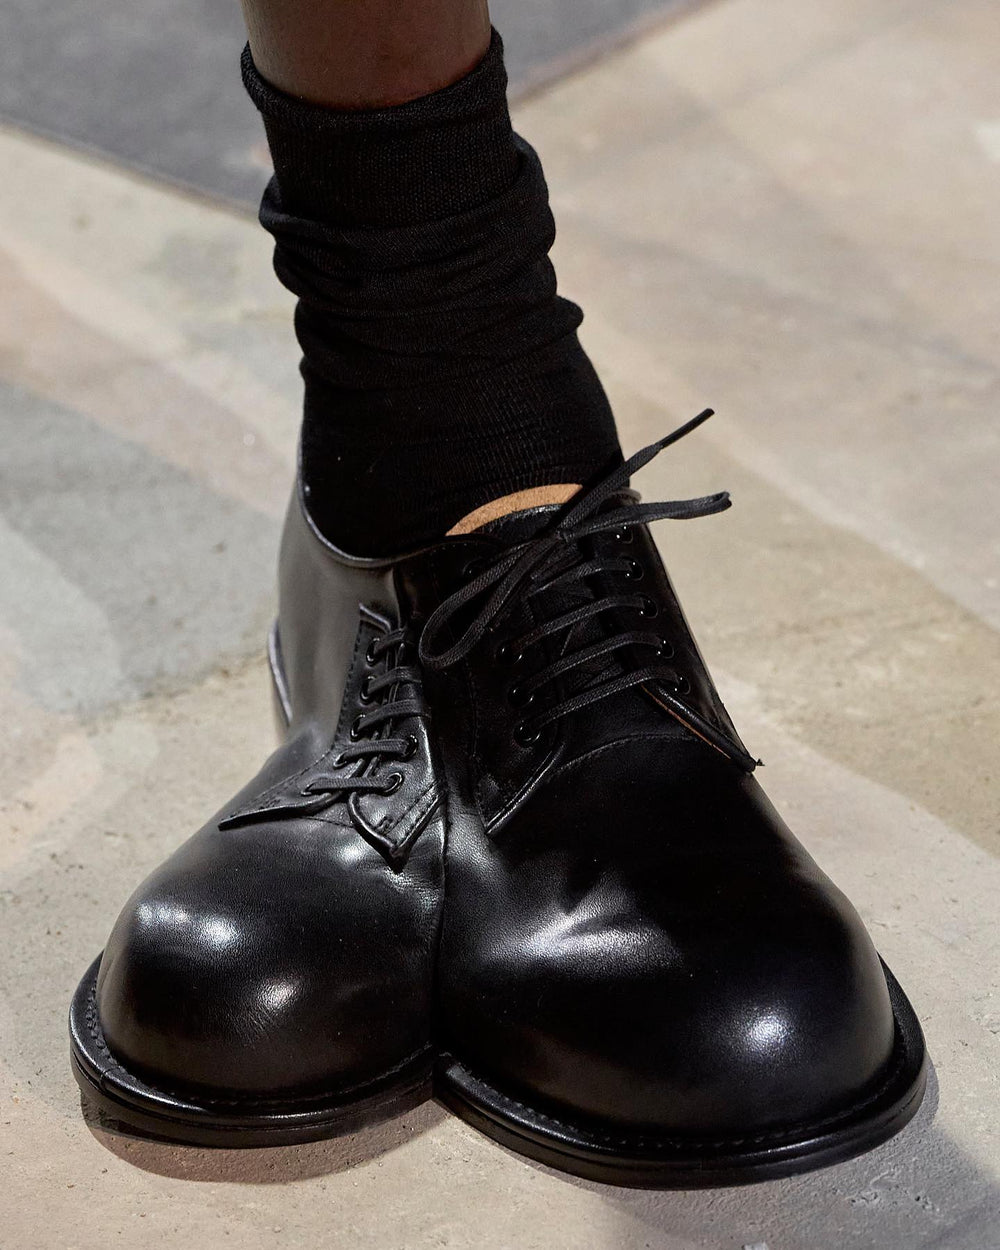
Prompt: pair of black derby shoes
<box><xmin>70</xmin><ymin>412</ymin><xmax>926</xmax><ymax>1186</ymax></box>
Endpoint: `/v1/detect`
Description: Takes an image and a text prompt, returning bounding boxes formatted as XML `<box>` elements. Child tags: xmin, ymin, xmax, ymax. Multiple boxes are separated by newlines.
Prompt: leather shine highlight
<box><xmin>93</xmin><ymin>488</ymin><xmax>446</xmax><ymax>1102</ymax></box>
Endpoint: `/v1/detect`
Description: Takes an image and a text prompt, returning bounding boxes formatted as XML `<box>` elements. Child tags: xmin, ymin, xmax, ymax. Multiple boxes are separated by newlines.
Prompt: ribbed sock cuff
<box><xmin>241</xmin><ymin>29</ymin><xmax>520</xmax><ymax>227</ymax></box>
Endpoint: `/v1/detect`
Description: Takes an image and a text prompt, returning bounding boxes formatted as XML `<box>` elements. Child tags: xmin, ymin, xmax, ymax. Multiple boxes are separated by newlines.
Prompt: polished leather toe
<box><xmin>79</xmin><ymin>479</ymin><xmax>447</xmax><ymax>1125</ymax></box>
<box><xmin>97</xmin><ymin>810</ymin><xmax>440</xmax><ymax>1099</ymax></box>
<box><xmin>440</xmin><ymin>738</ymin><xmax>896</xmax><ymax>1137</ymax></box>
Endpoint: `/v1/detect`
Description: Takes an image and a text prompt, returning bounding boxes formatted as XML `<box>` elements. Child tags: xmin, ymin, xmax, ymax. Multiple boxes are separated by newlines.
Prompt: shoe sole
<box><xmin>436</xmin><ymin>961</ymin><xmax>927</xmax><ymax>1188</ymax></box>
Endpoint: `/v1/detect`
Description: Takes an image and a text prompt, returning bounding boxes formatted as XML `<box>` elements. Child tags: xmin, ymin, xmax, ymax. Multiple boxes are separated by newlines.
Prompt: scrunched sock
<box><xmin>242</xmin><ymin>29</ymin><xmax>621</xmax><ymax>556</ymax></box>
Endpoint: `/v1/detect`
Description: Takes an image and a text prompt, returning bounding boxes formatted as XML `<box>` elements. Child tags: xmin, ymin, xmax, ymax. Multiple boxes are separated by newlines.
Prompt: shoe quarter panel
<box><xmin>277</xmin><ymin>488</ymin><xmax>398</xmax><ymax>733</ymax></box>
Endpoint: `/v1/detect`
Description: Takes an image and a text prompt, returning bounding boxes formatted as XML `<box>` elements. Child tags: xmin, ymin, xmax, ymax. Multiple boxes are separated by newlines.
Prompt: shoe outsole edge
<box><xmin>434</xmin><ymin>960</ymin><xmax>928</xmax><ymax>1188</ymax></box>
<box><xmin>69</xmin><ymin>955</ymin><xmax>434</xmax><ymax>1148</ymax></box>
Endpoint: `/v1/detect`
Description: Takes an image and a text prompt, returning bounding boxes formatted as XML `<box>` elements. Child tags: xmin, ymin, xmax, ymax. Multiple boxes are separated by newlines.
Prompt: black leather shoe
<box><xmin>69</xmin><ymin>484</ymin><xmax>448</xmax><ymax>1145</ymax></box>
<box><xmin>71</xmin><ymin>409</ymin><xmax>926</xmax><ymax>1176</ymax></box>
<box><xmin>415</xmin><ymin>410</ymin><xmax>927</xmax><ymax>1187</ymax></box>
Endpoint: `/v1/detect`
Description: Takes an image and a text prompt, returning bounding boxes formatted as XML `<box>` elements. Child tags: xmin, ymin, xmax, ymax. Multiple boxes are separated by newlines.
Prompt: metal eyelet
<box><xmin>496</xmin><ymin>642</ymin><xmax>523</xmax><ymax>666</ymax></box>
<box><xmin>614</xmin><ymin>527</ymin><xmax>634</xmax><ymax>544</ymax></box>
<box><xmin>639</xmin><ymin>596</ymin><xmax>659</xmax><ymax>618</ymax></box>
<box><xmin>350</xmin><ymin>714</ymin><xmax>366</xmax><ymax>740</ymax></box>
<box><xmin>625</xmin><ymin>559</ymin><xmax>644</xmax><ymax>581</ymax></box>
<box><xmin>334</xmin><ymin>752</ymin><xmax>348</xmax><ymax>768</ymax></box>
<box><xmin>671</xmin><ymin>675</ymin><xmax>691</xmax><ymax>696</ymax></box>
<box><xmin>359</xmin><ymin>675</ymin><xmax>374</xmax><ymax>704</ymax></box>
<box><xmin>400</xmin><ymin>734</ymin><xmax>418</xmax><ymax>761</ymax></box>
<box><xmin>514</xmin><ymin>722</ymin><xmax>541</xmax><ymax>747</ymax></box>
<box><xmin>508</xmin><ymin>684</ymin><xmax>535</xmax><ymax>710</ymax></box>
<box><xmin>461</xmin><ymin>557</ymin><xmax>486</xmax><ymax>581</ymax></box>
<box><xmin>657</xmin><ymin>639</ymin><xmax>675</xmax><ymax>659</ymax></box>
<box><xmin>380</xmin><ymin>771</ymin><xmax>404</xmax><ymax>796</ymax></box>
<box><xmin>366</xmin><ymin>639</ymin><xmax>381</xmax><ymax>665</ymax></box>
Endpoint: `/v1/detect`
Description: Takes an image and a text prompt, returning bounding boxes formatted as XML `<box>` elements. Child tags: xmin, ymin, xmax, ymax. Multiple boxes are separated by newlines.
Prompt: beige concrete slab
<box><xmin>531</xmin><ymin>0</ymin><xmax>1000</xmax><ymax>630</ymax></box>
<box><xmin>1</xmin><ymin>0</ymin><xmax>998</xmax><ymax>1247</ymax></box>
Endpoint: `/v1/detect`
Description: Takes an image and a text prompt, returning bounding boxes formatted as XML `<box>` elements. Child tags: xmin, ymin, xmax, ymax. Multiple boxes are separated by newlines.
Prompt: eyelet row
<box><xmin>496</xmin><ymin>641</ymin><xmax>524</xmax><ymax>666</ymax></box>
<box><xmin>507</xmin><ymin>683</ymin><xmax>535</xmax><ymax>711</ymax></box>
<box><xmin>353</xmin><ymin>634</ymin><xmax>385</xmax><ymax>738</ymax></box>
<box><xmin>380</xmin><ymin>771</ymin><xmax>404</xmax><ymax>795</ymax></box>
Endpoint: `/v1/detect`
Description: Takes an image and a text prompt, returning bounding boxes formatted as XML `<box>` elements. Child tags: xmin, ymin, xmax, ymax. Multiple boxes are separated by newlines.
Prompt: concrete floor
<box><xmin>1</xmin><ymin>0</ymin><xmax>998</xmax><ymax>1246</ymax></box>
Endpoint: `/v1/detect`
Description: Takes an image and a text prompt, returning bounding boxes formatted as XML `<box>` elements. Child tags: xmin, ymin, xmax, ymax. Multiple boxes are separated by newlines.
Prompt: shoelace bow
<box><xmin>304</xmin><ymin>628</ymin><xmax>427</xmax><ymax>800</ymax></box>
<box><xmin>418</xmin><ymin>409</ymin><xmax>730</xmax><ymax>743</ymax></box>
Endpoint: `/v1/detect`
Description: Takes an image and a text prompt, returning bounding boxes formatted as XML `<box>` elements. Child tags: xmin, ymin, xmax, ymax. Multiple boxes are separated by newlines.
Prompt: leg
<box><xmin>241</xmin><ymin>0</ymin><xmax>621</xmax><ymax>555</ymax></box>
<box><xmin>239</xmin><ymin>0</ymin><xmax>490</xmax><ymax>108</ymax></box>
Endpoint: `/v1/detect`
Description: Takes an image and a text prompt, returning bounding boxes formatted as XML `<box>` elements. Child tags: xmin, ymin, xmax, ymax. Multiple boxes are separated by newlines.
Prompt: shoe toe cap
<box><xmin>457</xmin><ymin>888</ymin><xmax>896</xmax><ymax>1138</ymax></box>
<box><xmin>95</xmin><ymin>825</ymin><xmax>435</xmax><ymax>1099</ymax></box>
<box><xmin>444</xmin><ymin>750</ymin><xmax>900</xmax><ymax>1140</ymax></box>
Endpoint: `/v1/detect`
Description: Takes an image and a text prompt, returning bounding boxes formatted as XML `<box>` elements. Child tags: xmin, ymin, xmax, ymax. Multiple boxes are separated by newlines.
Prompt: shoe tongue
<box><xmin>447</xmin><ymin>485</ymin><xmax>580</xmax><ymax>543</ymax></box>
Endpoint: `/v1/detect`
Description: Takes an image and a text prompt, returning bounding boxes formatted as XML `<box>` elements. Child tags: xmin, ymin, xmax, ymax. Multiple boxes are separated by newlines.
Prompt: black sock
<box><xmin>243</xmin><ymin>30</ymin><xmax>621</xmax><ymax>555</ymax></box>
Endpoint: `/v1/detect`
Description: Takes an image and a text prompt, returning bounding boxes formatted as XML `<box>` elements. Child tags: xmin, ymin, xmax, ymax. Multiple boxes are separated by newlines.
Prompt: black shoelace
<box><xmin>418</xmin><ymin>409</ymin><xmax>730</xmax><ymax>744</ymax></box>
<box><xmin>304</xmin><ymin>628</ymin><xmax>427</xmax><ymax>802</ymax></box>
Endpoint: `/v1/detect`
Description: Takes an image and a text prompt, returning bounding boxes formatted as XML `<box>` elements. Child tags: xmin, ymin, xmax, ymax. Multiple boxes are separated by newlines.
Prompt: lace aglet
<box><xmin>658</xmin><ymin>407</ymin><xmax>716</xmax><ymax>452</ymax></box>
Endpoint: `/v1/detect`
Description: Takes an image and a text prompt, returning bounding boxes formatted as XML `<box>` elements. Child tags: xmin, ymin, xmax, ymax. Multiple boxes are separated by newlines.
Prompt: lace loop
<box><xmin>418</xmin><ymin>410</ymin><xmax>729</xmax><ymax>742</ymax></box>
<box><xmin>308</xmin><ymin>626</ymin><xmax>428</xmax><ymax>800</ymax></box>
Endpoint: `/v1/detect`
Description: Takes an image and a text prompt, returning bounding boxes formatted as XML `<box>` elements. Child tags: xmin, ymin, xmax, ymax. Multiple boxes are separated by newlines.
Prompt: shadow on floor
<box><xmin>530</xmin><ymin>1067</ymin><xmax>1000</xmax><ymax>1249</ymax></box>
<box><xmin>82</xmin><ymin>1064</ymin><xmax>1000</xmax><ymax>1248</ymax></box>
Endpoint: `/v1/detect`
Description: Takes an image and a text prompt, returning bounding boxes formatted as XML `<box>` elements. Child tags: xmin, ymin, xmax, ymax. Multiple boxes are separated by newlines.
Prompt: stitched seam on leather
<box><xmin>365</xmin><ymin>774</ymin><xmax>435</xmax><ymax>837</ymax></box>
<box><xmin>83</xmin><ymin>973</ymin><xmax>429</xmax><ymax>1110</ymax></box>
<box><xmin>392</xmin><ymin>778</ymin><xmax>440</xmax><ymax>842</ymax></box>
<box><xmin>311</xmin><ymin>814</ymin><xmax>358</xmax><ymax>833</ymax></box>
<box><xmin>483</xmin><ymin>580</ymin><xmax>552</xmax><ymax>815</ymax></box>
<box><xmin>447</xmin><ymin>1027</ymin><xmax>910</xmax><ymax>1151</ymax></box>
<box><xmin>541</xmin><ymin>733</ymin><xmax>690</xmax><ymax>788</ymax></box>
<box><xmin>223</xmin><ymin>741</ymin><xmax>344</xmax><ymax>821</ymax></box>
<box><xmin>224</xmin><ymin>618</ymin><xmax>385</xmax><ymax>825</ymax></box>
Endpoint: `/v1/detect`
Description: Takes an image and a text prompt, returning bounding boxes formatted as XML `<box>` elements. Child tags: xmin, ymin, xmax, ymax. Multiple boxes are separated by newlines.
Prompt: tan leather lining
<box><xmin>447</xmin><ymin>484</ymin><xmax>581</xmax><ymax>535</ymax></box>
